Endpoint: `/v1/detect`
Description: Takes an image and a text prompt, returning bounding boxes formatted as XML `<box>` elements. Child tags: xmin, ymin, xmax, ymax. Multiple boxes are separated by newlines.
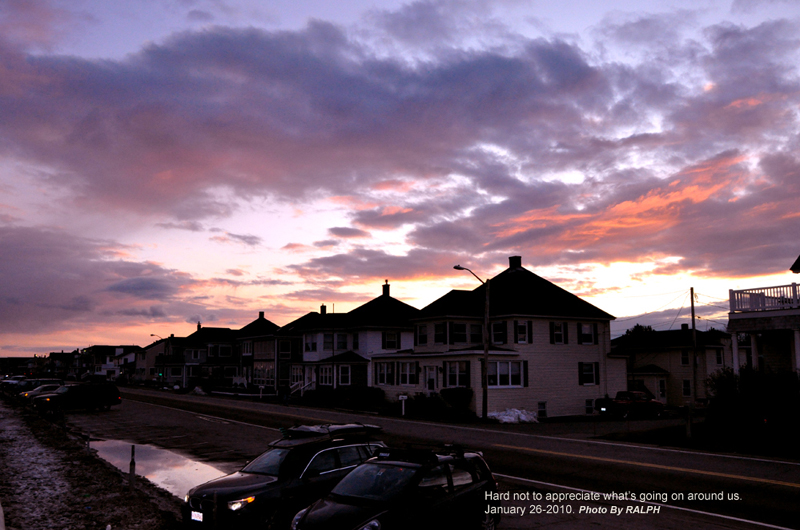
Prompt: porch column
<box><xmin>731</xmin><ymin>333</ymin><xmax>740</xmax><ymax>374</ymax></box>
<box><xmin>793</xmin><ymin>329</ymin><xmax>800</xmax><ymax>373</ymax></box>
<box><xmin>750</xmin><ymin>334</ymin><xmax>759</xmax><ymax>370</ymax></box>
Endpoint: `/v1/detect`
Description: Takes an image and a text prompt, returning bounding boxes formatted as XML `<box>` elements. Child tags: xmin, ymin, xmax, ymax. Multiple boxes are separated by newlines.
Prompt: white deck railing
<box><xmin>729</xmin><ymin>283</ymin><xmax>799</xmax><ymax>312</ymax></box>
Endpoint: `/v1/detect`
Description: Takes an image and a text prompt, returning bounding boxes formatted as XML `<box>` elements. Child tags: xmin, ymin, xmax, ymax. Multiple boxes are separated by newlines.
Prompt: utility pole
<box><xmin>687</xmin><ymin>286</ymin><xmax>698</xmax><ymax>439</ymax></box>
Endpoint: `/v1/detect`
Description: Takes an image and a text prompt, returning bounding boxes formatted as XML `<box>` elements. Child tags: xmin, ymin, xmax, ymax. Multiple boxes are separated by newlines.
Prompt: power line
<box><xmin>614</xmin><ymin>289</ymin><xmax>690</xmax><ymax>322</ymax></box>
<box><xmin>668</xmin><ymin>291</ymin><xmax>690</xmax><ymax>330</ymax></box>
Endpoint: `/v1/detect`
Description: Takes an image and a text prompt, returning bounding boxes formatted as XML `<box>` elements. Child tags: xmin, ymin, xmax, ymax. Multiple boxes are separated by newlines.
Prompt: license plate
<box><xmin>191</xmin><ymin>511</ymin><xmax>203</xmax><ymax>522</ymax></box>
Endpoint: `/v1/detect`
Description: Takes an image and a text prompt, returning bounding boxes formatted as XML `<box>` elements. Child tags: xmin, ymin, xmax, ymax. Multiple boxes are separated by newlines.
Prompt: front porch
<box><xmin>728</xmin><ymin>283</ymin><xmax>800</xmax><ymax>373</ymax></box>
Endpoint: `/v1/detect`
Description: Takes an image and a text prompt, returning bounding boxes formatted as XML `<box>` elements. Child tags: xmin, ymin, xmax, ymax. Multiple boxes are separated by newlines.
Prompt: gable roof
<box><xmin>611</xmin><ymin>327</ymin><xmax>728</xmax><ymax>351</ymax></box>
<box><xmin>238</xmin><ymin>312</ymin><xmax>280</xmax><ymax>339</ymax></box>
<box><xmin>418</xmin><ymin>257</ymin><xmax>614</xmax><ymax>321</ymax></box>
<box><xmin>791</xmin><ymin>253</ymin><xmax>800</xmax><ymax>273</ymax></box>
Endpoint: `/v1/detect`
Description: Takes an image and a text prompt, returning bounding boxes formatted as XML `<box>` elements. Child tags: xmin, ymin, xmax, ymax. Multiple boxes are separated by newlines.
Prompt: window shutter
<box><xmin>448</xmin><ymin>322</ymin><xmax>454</xmax><ymax>345</ymax></box>
<box><xmin>501</xmin><ymin>321</ymin><xmax>508</xmax><ymax>344</ymax></box>
<box><xmin>513</xmin><ymin>320</ymin><xmax>519</xmax><ymax>344</ymax></box>
<box><xmin>388</xmin><ymin>362</ymin><xmax>395</xmax><ymax>385</ymax></box>
<box><xmin>523</xmin><ymin>360</ymin><xmax>529</xmax><ymax>387</ymax></box>
<box><xmin>465</xmin><ymin>361</ymin><xmax>471</xmax><ymax>388</ymax></box>
<box><xmin>594</xmin><ymin>362</ymin><xmax>600</xmax><ymax>385</ymax></box>
<box><xmin>577</xmin><ymin>324</ymin><xmax>584</xmax><ymax>345</ymax></box>
<box><xmin>527</xmin><ymin>321</ymin><xmax>533</xmax><ymax>343</ymax></box>
<box><xmin>578</xmin><ymin>362</ymin><xmax>585</xmax><ymax>385</ymax></box>
<box><xmin>549</xmin><ymin>322</ymin><xmax>555</xmax><ymax>344</ymax></box>
<box><xmin>442</xmin><ymin>361</ymin><xmax>448</xmax><ymax>387</ymax></box>
<box><xmin>414</xmin><ymin>362</ymin><xmax>420</xmax><ymax>385</ymax></box>
<box><xmin>563</xmin><ymin>322</ymin><xmax>569</xmax><ymax>344</ymax></box>
<box><xmin>414</xmin><ymin>327</ymin><xmax>418</xmax><ymax>347</ymax></box>
<box><xmin>593</xmin><ymin>323</ymin><xmax>599</xmax><ymax>345</ymax></box>
<box><xmin>373</xmin><ymin>362</ymin><xmax>378</xmax><ymax>384</ymax></box>
<box><xmin>382</xmin><ymin>332</ymin><xmax>387</xmax><ymax>350</ymax></box>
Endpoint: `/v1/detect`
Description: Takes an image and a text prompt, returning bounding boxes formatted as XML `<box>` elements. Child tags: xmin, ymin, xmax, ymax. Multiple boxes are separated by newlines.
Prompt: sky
<box><xmin>2</xmin><ymin>0</ymin><xmax>800</xmax><ymax>357</ymax></box>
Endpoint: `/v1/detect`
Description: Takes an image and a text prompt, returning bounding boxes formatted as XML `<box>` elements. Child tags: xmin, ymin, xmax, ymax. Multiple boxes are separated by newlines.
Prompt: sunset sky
<box><xmin>2</xmin><ymin>0</ymin><xmax>800</xmax><ymax>357</ymax></box>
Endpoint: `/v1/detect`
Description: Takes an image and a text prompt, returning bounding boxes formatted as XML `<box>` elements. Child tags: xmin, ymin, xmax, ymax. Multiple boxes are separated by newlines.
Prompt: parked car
<box><xmin>290</xmin><ymin>446</ymin><xmax>501</xmax><ymax>530</ymax></box>
<box><xmin>182</xmin><ymin>423</ymin><xmax>385</xmax><ymax>529</ymax></box>
<box><xmin>594</xmin><ymin>391</ymin><xmax>664</xmax><ymax>418</ymax></box>
<box><xmin>1</xmin><ymin>375</ymin><xmax>28</xmax><ymax>395</ymax></box>
<box><xmin>18</xmin><ymin>384</ymin><xmax>63</xmax><ymax>404</ymax></box>
<box><xmin>14</xmin><ymin>378</ymin><xmax>64</xmax><ymax>396</ymax></box>
<box><xmin>31</xmin><ymin>382</ymin><xmax>121</xmax><ymax>412</ymax></box>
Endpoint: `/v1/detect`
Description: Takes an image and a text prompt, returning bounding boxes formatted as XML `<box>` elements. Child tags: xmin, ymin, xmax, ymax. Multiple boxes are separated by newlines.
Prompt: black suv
<box><xmin>290</xmin><ymin>446</ymin><xmax>501</xmax><ymax>530</ymax></box>
<box><xmin>183</xmin><ymin>423</ymin><xmax>385</xmax><ymax>529</ymax></box>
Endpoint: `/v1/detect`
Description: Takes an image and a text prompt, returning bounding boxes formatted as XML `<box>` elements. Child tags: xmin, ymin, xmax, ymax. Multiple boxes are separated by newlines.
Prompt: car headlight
<box><xmin>184</xmin><ymin>495</ymin><xmax>190</xmax><ymax>503</ymax></box>
<box><xmin>291</xmin><ymin>508</ymin><xmax>308</xmax><ymax>530</ymax></box>
<box><xmin>358</xmin><ymin>519</ymin><xmax>381</xmax><ymax>530</ymax></box>
<box><xmin>227</xmin><ymin>496</ymin><xmax>255</xmax><ymax>511</ymax></box>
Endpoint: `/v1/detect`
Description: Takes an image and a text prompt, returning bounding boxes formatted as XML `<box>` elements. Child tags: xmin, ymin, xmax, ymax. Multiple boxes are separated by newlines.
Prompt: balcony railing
<box><xmin>729</xmin><ymin>283</ymin><xmax>799</xmax><ymax>313</ymax></box>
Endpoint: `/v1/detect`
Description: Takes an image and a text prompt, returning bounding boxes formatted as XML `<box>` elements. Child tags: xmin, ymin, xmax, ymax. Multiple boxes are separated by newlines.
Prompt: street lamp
<box><xmin>454</xmin><ymin>265</ymin><xmax>490</xmax><ymax>420</ymax></box>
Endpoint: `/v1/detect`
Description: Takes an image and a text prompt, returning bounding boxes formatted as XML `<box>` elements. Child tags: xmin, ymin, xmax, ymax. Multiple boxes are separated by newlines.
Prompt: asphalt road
<box><xmin>60</xmin><ymin>388</ymin><xmax>800</xmax><ymax>530</ymax></box>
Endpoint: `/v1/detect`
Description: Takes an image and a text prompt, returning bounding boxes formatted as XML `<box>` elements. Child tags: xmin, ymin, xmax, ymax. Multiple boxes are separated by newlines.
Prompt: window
<box><xmin>304</xmin><ymin>336</ymin><xmax>317</xmax><ymax>352</ymax></box>
<box><xmin>352</xmin><ymin>333</ymin><xmax>359</xmax><ymax>350</ymax></box>
<box><xmin>149</xmin><ymin>367</ymin><xmax>155</xmax><ymax>376</ymax></box>
<box><xmin>305</xmin><ymin>450</ymin><xmax>337</xmax><ymax>476</ymax></box>
<box><xmin>324</xmin><ymin>333</ymin><xmax>334</xmax><ymax>351</ymax></box>
<box><xmin>319</xmin><ymin>366</ymin><xmax>333</xmax><ymax>386</ymax></box>
<box><xmin>337</xmin><ymin>334</ymin><xmax>348</xmax><ymax>350</ymax></box>
<box><xmin>434</xmin><ymin>323</ymin><xmax>446</xmax><ymax>344</ymax></box>
<box><xmin>487</xmin><ymin>361</ymin><xmax>523</xmax><ymax>387</ymax></box>
<box><xmin>470</xmin><ymin>324</ymin><xmax>482</xmax><ymax>344</ymax></box>
<box><xmin>170</xmin><ymin>367</ymin><xmax>182</xmax><ymax>377</ymax></box>
<box><xmin>550</xmin><ymin>322</ymin><xmax>568</xmax><ymax>344</ymax></box>
<box><xmin>339</xmin><ymin>365</ymin><xmax>351</xmax><ymax>386</ymax></box>
<box><xmin>658</xmin><ymin>379</ymin><xmax>666</xmax><ymax>398</ymax></box>
<box><xmin>139</xmin><ymin>352</ymin><xmax>146</xmax><ymax>361</ymax></box>
<box><xmin>241</xmin><ymin>342</ymin><xmax>253</xmax><ymax>356</ymax></box>
<box><xmin>188</xmin><ymin>365</ymin><xmax>200</xmax><ymax>377</ymax></box>
<box><xmin>578</xmin><ymin>362</ymin><xmax>599</xmax><ymax>385</ymax></box>
<box><xmin>681</xmin><ymin>349</ymin><xmax>690</xmax><ymax>365</ymax></box>
<box><xmin>417</xmin><ymin>325</ymin><xmax>428</xmax><ymax>345</ymax></box>
<box><xmin>337</xmin><ymin>446</ymin><xmax>362</xmax><ymax>468</ymax></box>
<box><xmin>375</xmin><ymin>362</ymin><xmax>393</xmax><ymax>385</ymax></box>
<box><xmin>577</xmin><ymin>323</ymin><xmax>596</xmax><ymax>344</ymax></box>
<box><xmin>537</xmin><ymin>401</ymin><xmax>547</xmax><ymax>419</ymax></box>
<box><xmin>444</xmin><ymin>361</ymin><xmax>468</xmax><ymax>387</ymax></box>
<box><xmin>492</xmin><ymin>322</ymin><xmax>507</xmax><ymax>344</ymax></box>
<box><xmin>451</xmin><ymin>323</ymin><xmax>467</xmax><ymax>343</ymax></box>
<box><xmin>682</xmin><ymin>379</ymin><xmax>692</xmax><ymax>397</ymax></box>
<box><xmin>291</xmin><ymin>365</ymin><xmax>303</xmax><ymax>384</ymax></box>
<box><xmin>398</xmin><ymin>362</ymin><xmax>418</xmax><ymax>385</ymax></box>
<box><xmin>716</xmin><ymin>350</ymin><xmax>723</xmax><ymax>365</ymax></box>
<box><xmin>382</xmin><ymin>331</ymin><xmax>398</xmax><ymax>350</ymax></box>
<box><xmin>219</xmin><ymin>345</ymin><xmax>232</xmax><ymax>357</ymax></box>
<box><xmin>190</xmin><ymin>349</ymin><xmax>200</xmax><ymax>360</ymax></box>
<box><xmin>585</xmin><ymin>399</ymin><xmax>594</xmax><ymax>415</ymax></box>
<box><xmin>514</xmin><ymin>321</ymin><xmax>529</xmax><ymax>344</ymax></box>
<box><xmin>279</xmin><ymin>340</ymin><xmax>292</xmax><ymax>359</ymax></box>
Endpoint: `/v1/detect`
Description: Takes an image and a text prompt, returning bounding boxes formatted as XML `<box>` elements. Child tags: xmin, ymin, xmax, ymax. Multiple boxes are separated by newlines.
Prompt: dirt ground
<box><xmin>0</xmin><ymin>399</ymin><xmax>183</xmax><ymax>530</ymax></box>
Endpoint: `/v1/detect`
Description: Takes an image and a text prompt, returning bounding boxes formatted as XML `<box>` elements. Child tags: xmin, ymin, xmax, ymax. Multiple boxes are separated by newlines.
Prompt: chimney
<box><xmin>170</xmin><ymin>334</ymin><xmax>174</xmax><ymax>338</ymax></box>
<box><xmin>509</xmin><ymin>256</ymin><xmax>522</xmax><ymax>269</ymax></box>
<box><xmin>383</xmin><ymin>280</ymin><xmax>390</xmax><ymax>297</ymax></box>
<box><xmin>320</xmin><ymin>304</ymin><xmax>327</xmax><ymax>315</ymax></box>
<box><xmin>259</xmin><ymin>311</ymin><xmax>264</xmax><ymax>319</ymax></box>
<box><xmin>197</xmin><ymin>321</ymin><xmax>201</xmax><ymax>331</ymax></box>
<box><xmin>681</xmin><ymin>323</ymin><xmax>689</xmax><ymax>331</ymax></box>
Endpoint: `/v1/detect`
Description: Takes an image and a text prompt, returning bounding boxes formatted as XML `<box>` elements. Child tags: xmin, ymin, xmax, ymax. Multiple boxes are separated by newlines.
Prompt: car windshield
<box><xmin>331</xmin><ymin>463</ymin><xmax>417</xmax><ymax>502</ymax></box>
<box><xmin>241</xmin><ymin>448</ymin><xmax>290</xmax><ymax>476</ymax></box>
<box><xmin>55</xmin><ymin>386</ymin><xmax>71</xmax><ymax>394</ymax></box>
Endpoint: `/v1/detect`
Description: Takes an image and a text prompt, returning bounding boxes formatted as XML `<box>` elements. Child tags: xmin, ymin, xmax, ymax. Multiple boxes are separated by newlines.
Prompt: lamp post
<box><xmin>454</xmin><ymin>265</ymin><xmax>490</xmax><ymax>420</ymax></box>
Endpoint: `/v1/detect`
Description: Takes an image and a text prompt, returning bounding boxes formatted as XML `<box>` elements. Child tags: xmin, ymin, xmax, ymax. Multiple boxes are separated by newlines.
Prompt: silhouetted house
<box><xmin>237</xmin><ymin>311</ymin><xmax>281</xmax><ymax>391</ymax></box>
<box><xmin>611</xmin><ymin>325</ymin><xmax>732</xmax><ymax>406</ymax></box>
<box><xmin>373</xmin><ymin>256</ymin><xmax>625</xmax><ymax>418</ymax></box>
<box><xmin>727</xmin><ymin>257</ymin><xmax>800</xmax><ymax>374</ymax></box>
<box><xmin>279</xmin><ymin>282</ymin><xmax>419</xmax><ymax>394</ymax></box>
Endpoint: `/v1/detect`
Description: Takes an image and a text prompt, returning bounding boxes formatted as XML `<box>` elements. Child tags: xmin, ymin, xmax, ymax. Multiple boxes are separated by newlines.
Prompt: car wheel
<box><xmin>479</xmin><ymin>511</ymin><xmax>497</xmax><ymax>530</ymax></box>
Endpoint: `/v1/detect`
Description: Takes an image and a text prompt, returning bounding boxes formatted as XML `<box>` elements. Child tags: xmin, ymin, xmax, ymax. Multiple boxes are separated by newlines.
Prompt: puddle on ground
<box><xmin>91</xmin><ymin>439</ymin><xmax>226</xmax><ymax>498</ymax></box>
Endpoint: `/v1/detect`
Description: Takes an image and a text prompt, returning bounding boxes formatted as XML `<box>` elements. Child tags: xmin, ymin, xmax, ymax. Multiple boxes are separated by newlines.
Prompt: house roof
<box><xmin>185</xmin><ymin>326</ymin><xmax>237</xmax><ymax>344</ymax></box>
<box><xmin>630</xmin><ymin>364</ymin><xmax>671</xmax><ymax>375</ymax></box>
<box><xmin>238</xmin><ymin>312</ymin><xmax>280</xmax><ymax>338</ymax></box>
<box><xmin>306</xmin><ymin>351</ymin><xmax>370</xmax><ymax>364</ymax></box>
<box><xmin>612</xmin><ymin>327</ymin><xmax>728</xmax><ymax>352</ymax></box>
<box><xmin>417</xmin><ymin>257</ymin><xmax>614</xmax><ymax>321</ymax></box>
<box><xmin>791</xmin><ymin>253</ymin><xmax>800</xmax><ymax>273</ymax></box>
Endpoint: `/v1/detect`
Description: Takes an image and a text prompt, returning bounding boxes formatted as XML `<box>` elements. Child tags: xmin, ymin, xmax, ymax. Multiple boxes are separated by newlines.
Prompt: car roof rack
<box><xmin>373</xmin><ymin>443</ymin><xmax>467</xmax><ymax>465</ymax></box>
<box><xmin>272</xmin><ymin>423</ymin><xmax>383</xmax><ymax>445</ymax></box>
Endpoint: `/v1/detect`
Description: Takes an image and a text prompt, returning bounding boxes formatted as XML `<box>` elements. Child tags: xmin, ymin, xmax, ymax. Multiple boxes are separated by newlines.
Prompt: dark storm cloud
<box><xmin>0</xmin><ymin>225</ymin><xmax>208</xmax><ymax>333</ymax></box>
<box><xmin>2</xmin><ymin>6</ymin><xmax>800</xmax><ymax>285</ymax></box>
